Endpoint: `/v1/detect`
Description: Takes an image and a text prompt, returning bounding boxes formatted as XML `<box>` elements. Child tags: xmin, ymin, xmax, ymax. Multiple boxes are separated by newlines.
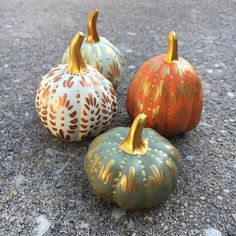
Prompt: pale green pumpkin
<box><xmin>62</xmin><ymin>9</ymin><xmax>125</xmax><ymax>89</ymax></box>
<box><xmin>84</xmin><ymin>114</ymin><xmax>183</xmax><ymax>209</ymax></box>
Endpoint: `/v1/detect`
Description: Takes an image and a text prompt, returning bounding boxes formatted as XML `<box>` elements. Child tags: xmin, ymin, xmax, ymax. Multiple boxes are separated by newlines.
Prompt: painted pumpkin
<box><xmin>126</xmin><ymin>31</ymin><xmax>203</xmax><ymax>138</ymax></box>
<box><xmin>84</xmin><ymin>114</ymin><xmax>183</xmax><ymax>209</ymax></box>
<box><xmin>62</xmin><ymin>9</ymin><xmax>125</xmax><ymax>89</ymax></box>
<box><xmin>35</xmin><ymin>32</ymin><xmax>117</xmax><ymax>142</ymax></box>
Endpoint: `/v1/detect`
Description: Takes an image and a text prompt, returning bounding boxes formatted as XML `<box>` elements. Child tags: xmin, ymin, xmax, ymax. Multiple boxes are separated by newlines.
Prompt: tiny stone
<box><xmin>163</xmin><ymin>225</ymin><xmax>168</xmax><ymax>232</ymax></box>
<box><xmin>199</xmin><ymin>122</ymin><xmax>213</xmax><ymax>128</ymax></box>
<box><xmin>227</xmin><ymin>92</ymin><xmax>235</xmax><ymax>99</ymax></box>
<box><xmin>206</xmin><ymin>69</ymin><xmax>213</xmax><ymax>74</ymax></box>
<box><xmin>185</xmin><ymin>155</ymin><xmax>195</xmax><ymax>161</ymax></box>
<box><xmin>144</xmin><ymin>216</ymin><xmax>153</xmax><ymax>222</ymax></box>
<box><xmin>111</xmin><ymin>208</ymin><xmax>126</xmax><ymax>221</ymax></box>
<box><xmin>214</xmin><ymin>63</ymin><xmax>226</xmax><ymax>69</ymax></box>
<box><xmin>35</xmin><ymin>215</ymin><xmax>51</xmax><ymax>236</ymax></box>
<box><xmin>232</xmin><ymin>214</ymin><xmax>236</xmax><ymax>223</ymax></box>
<box><xmin>126</xmin><ymin>32</ymin><xmax>137</xmax><ymax>36</ymax></box>
<box><xmin>14</xmin><ymin>174</ymin><xmax>26</xmax><ymax>187</ymax></box>
<box><xmin>79</xmin><ymin>221</ymin><xmax>89</xmax><ymax>229</ymax></box>
<box><xmin>127</xmin><ymin>218</ymin><xmax>135</xmax><ymax>230</ymax></box>
<box><xmin>205</xmin><ymin>228</ymin><xmax>222</xmax><ymax>236</ymax></box>
<box><xmin>125</xmin><ymin>48</ymin><xmax>133</xmax><ymax>54</ymax></box>
<box><xmin>10</xmin><ymin>189</ymin><xmax>18</xmax><ymax>197</ymax></box>
<box><xmin>128</xmin><ymin>65</ymin><xmax>135</xmax><ymax>69</ymax></box>
<box><xmin>181</xmin><ymin>223</ymin><xmax>186</xmax><ymax>228</ymax></box>
<box><xmin>217</xmin><ymin>196</ymin><xmax>223</xmax><ymax>201</ymax></box>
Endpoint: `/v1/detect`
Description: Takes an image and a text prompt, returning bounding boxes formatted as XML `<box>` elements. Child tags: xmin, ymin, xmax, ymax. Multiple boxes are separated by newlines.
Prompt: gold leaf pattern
<box><xmin>107</xmin><ymin>60</ymin><xmax>121</xmax><ymax>82</ymax></box>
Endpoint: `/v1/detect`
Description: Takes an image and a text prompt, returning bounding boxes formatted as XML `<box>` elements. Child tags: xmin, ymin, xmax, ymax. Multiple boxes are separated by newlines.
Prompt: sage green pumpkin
<box><xmin>84</xmin><ymin>114</ymin><xmax>183</xmax><ymax>209</ymax></box>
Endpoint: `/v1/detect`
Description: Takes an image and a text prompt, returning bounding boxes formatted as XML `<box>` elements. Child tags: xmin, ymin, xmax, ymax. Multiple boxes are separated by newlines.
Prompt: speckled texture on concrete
<box><xmin>0</xmin><ymin>0</ymin><xmax>235</xmax><ymax>235</ymax></box>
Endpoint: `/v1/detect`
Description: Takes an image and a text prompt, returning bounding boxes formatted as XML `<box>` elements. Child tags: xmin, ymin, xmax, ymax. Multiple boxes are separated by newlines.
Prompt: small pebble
<box><xmin>10</xmin><ymin>189</ymin><xmax>18</xmax><ymax>197</ymax></box>
<box><xmin>227</xmin><ymin>92</ymin><xmax>235</xmax><ymax>99</ymax></box>
<box><xmin>206</xmin><ymin>69</ymin><xmax>213</xmax><ymax>74</ymax></box>
<box><xmin>205</xmin><ymin>228</ymin><xmax>222</xmax><ymax>236</ymax></box>
<box><xmin>217</xmin><ymin>196</ymin><xmax>223</xmax><ymax>201</ymax></box>
<box><xmin>127</xmin><ymin>218</ymin><xmax>135</xmax><ymax>230</ymax></box>
<box><xmin>144</xmin><ymin>216</ymin><xmax>153</xmax><ymax>222</ymax></box>
<box><xmin>185</xmin><ymin>155</ymin><xmax>195</xmax><ymax>161</ymax></box>
<box><xmin>126</xmin><ymin>48</ymin><xmax>133</xmax><ymax>54</ymax></box>
<box><xmin>126</xmin><ymin>32</ymin><xmax>137</xmax><ymax>36</ymax></box>
<box><xmin>232</xmin><ymin>214</ymin><xmax>236</xmax><ymax>223</ymax></box>
<box><xmin>111</xmin><ymin>208</ymin><xmax>126</xmax><ymax>221</ymax></box>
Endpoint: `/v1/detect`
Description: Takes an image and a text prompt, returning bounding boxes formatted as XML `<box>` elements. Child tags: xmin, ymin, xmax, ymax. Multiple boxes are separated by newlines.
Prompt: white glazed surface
<box><xmin>36</xmin><ymin>64</ymin><xmax>117</xmax><ymax>142</ymax></box>
<box><xmin>62</xmin><ymin>37</ymin><xmax>125</xmax><ymax>89</ymax></box>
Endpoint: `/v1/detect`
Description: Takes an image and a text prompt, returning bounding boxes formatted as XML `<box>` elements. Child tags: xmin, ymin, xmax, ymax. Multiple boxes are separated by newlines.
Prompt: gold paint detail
<box><xmin>127</xmin><ymin>167</ymin><xmax>135</xmax><ymax>193</ymax></box>
<box><xmin>120</xmin><ymin>175</ymin><xmax>127</xmax><ymax>192</ymax></box>
<box><xmin>101</xmin><ymin>159</ymin><xmax>115</xmax><ymax>181</ymax></box>
<box><xmin>165</xmin><ymin>160</ymin><xmax>179</xmax><ymax>177</ymax></box>
<box><xmin>150</xmin><ymin>164</ymin><xmax>162</xmax><ymax>185</ymax></box>
<box><xmin>120</xmin><ymin>167</ymin><xmax>136</xmax><ymax>193</ymax></box>
<box><xmin>86</xmin><ymin>9</ymin><xmax>100</xmax><ymax>43</ymax></box>
<box><xmin>119</xmin><ymin>114</ymin><xmax>148</xmax><ymax>155</ymax></box>
<box><xmin>164</xmin><ymin>31</ymin><xmax>178</xmax><ymax>63</ymax></box>
<box><xmin>67</xmin><ymin>32</ymin><xmax>87</xmax><ymax>73</ymax></box>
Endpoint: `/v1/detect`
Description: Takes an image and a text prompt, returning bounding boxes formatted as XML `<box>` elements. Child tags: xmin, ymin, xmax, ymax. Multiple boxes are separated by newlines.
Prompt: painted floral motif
<box><xmin>62</xmin><ymin>37</ymin><xmax>125</xmax><ymax>89</ymax></box>
<box><xmin>36</xmin><ymin>64</ymin><xmax>117</xmax><ymax>142</ymax></box>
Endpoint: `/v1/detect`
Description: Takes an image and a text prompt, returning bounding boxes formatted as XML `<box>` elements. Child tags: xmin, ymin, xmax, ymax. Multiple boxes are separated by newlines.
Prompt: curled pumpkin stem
<box><xmin>86</xmin><ymin>9</ymin><xmax>100</xmax><ymax>43</ymax></box>
<box><xmin>119</xmin><ymin>114</ymin><xmax>148</xmax><ymax>155</ymax></box>
<box><xmin>164</xmin><ymin>31</ymin><xmax>179</xmax><ymax>63</ymax></box>
<box><xmin>67</xmin><ymin>32</ymin><xmax>87</xmax><ymax>74</ymax></box>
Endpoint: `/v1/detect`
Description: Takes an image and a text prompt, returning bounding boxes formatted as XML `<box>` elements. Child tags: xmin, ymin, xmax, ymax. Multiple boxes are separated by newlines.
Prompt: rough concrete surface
<box><xmin>0</xmin><ymin>0</ymin><xmax>235</xmax><ymax>235</ymax></box>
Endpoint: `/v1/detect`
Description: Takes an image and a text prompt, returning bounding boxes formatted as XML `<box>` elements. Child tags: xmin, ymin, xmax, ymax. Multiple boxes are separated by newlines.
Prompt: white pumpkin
<box><xmin>36</xmin><ymin>32</ymin><xmax>117</xmax><ymax>142</ymax></box>
<box><xmin>62</xmin><ymin>9</ymin><xmax>125</xmax><ymax>89</ymax></box>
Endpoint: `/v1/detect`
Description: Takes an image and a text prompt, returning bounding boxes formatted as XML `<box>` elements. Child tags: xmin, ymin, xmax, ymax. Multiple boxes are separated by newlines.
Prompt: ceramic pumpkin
<box><xmin>35</xmin><ymin>32</ymin><xmax>117</xmax><ymax>142</ymax></box>
<box><xmin>84</xmin><ymin>114</ymin><xmax>183</xmax><ymax>209</ymax></box>
<box><xmin>126</xmin><ymin>31</ymin><xmax>203</xmax><ymax>138</ymax></box>
<box><xmin>62</xmin><ymin>9</ymin><xmax>125</xmax><ymax>89</ymax></box>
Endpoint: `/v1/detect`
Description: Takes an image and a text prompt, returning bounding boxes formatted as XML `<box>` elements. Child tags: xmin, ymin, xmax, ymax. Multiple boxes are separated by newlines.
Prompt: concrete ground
<box><xmin>0</xmin><ymin>0</ymin><xmax>235</xmax><ymax>235</ymax></box>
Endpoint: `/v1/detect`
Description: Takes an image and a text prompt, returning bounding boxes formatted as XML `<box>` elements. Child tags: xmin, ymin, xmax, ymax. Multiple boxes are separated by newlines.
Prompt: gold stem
<box><xmin>164</xmin><ymin>31</ymin><xmax>179</xmax><ymax>63</ymax></box>
<box><xmin>86</xmin><ymin>9</ymin><xmax>100</xmax><ymax>43</ymax></box>
<box><xmin>67</xmin><ymin>32</ymin><xmax>87</xmax><ymax>74</ymax></box>
<box><xmin>119</xmin><ymin>114</ymin><xmax>148</xmax><ymax>155</ymax></box>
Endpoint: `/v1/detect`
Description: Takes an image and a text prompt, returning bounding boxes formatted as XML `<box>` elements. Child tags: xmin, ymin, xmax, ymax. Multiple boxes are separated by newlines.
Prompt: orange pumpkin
<box><xmin>126</xmin><ymin>31</ymin><xmax>203</xmax><ymax>138</ymax></box>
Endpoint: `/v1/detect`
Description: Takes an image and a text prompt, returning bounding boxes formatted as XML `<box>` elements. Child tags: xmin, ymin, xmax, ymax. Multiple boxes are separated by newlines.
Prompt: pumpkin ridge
<box><xmin>184</xmin><ymin>71</ymin><xmax>195</xmax><ymax>132</ymax></box>
<box><xmin>112</xmin><ymin>153</ymin><xmax>130</xmax><ymax>202</ymax></box>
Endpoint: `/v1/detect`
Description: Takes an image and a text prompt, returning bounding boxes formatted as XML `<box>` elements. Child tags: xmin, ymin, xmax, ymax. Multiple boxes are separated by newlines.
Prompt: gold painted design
<box><xmin>89</xmin><ymin>154</ymin><xmax>100</xmax><ymax>173</ymax></box>
<box><xmin>95</xmin><ymin>61</ymin><xmax>103</xmax><ymax>74</ymax></box>
<box><xmin>67</xmin><ymin>32</ymin><xmax>87</xmax><ymax>73</ymax></box>
<box><xmin>107</xmin><ymin>60</ymin><xmax>120</xmax><ymax>82</ymax></box>
<box><xmin>142</xmin><ymin>81</ymin><xmax>152</xmax><ymax>96</ymax></box>
<box><xmin>161</xmin><ymin>65</ymin><xmax>170</xmax><ymax>78</ymax></box>
<box><xmin>119</xmin><ymin>114</ymin><xmax>148</xmax><ymax>155</ymax></box>
<box><xmin>174</xmin><ymin>61</ymin><xmax>194</xmax><ymax>78</ymax></box>
<box><xmin>120</xmin><ymin>167</ymin><xmax>137</xmax><ymax>193</ymax></box>
<box><xmin>171</xmin><ymin>148</ymin><xmax>180</xmax><ymax>158</ymax></box>
<box><xmin>164</xmin><ymin>31</ymin><xmax>178</xmax><ymax>63</ymax></box>
<box><xmin>165</xmin><ymin>160</ymin><xmax>178</xmax><ymax>177</ymax></box>
<box><xmin>150</xmin><ymin>164</ymin><xmax>161</xmax><ymax>184</ymax></box>
<box><xmin>86</xmin><ymin>9</ymin><xmax>100</xmax><ymax>43</ymax></box>
<box><xmin>120</xmin><ymin>175</ymin><xmax>127</xmax><ymax>192</ymax></box>
<box><xmin>152</xmin><ymin>106</ymin><xmax>160</xmax><ymax>122</ymax></box>
<box><xmin>127</xmin><ymin>167</ymin><xmax>135</xmax><ymax>193</ymax></box>
<box><xmin>101</xmin><ymin>159</ymin><xmax>115</xmax><ymax>181</ymax></box>
<box><xmin>148</xmin><ymin>164</ymin><xmax>166</xmax><ymax>188</ymax></box>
